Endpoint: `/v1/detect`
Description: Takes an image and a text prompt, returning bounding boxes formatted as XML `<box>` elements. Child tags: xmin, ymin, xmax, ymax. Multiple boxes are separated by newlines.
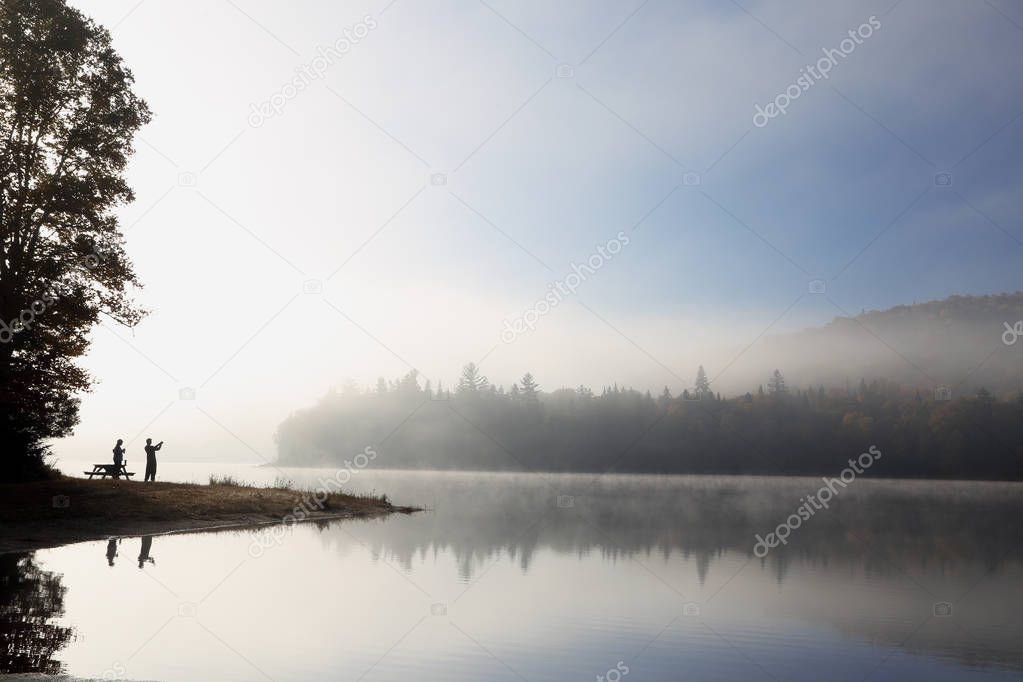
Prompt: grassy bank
<box><xmin>0</xmin><ymin>475</ymin><xmax>417</xmax><ymax>554</ymax></box>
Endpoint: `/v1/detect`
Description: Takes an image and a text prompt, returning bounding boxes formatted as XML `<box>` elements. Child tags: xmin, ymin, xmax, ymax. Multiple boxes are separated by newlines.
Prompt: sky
<box><xmin>57</xmin><ymin>0</ymin><xmax>1023</xmax><ymax>463</ymax></box>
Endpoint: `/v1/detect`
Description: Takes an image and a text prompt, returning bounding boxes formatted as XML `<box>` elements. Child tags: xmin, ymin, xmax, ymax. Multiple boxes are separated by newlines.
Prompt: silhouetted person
<box><xmin>112</xmin><ymin>439</ymin><xmax>125</xmax><ymax>468</ymax></box>
<box><xmin>106</xmin><ymin>538</ymin><xmax>118</xmax><ymax>567</ymax></box>
<box><xmin>138</xmin><ymin>536</ymin><xmax>155</xmax><ymax>568</ymax></box>
<box><xmin>143</xmin><ymin>438</ymin><xmax>163</xmax><ymax>482</ymax></box>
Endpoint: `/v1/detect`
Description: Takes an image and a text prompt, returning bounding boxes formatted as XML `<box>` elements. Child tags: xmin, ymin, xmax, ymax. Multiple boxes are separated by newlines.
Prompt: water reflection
<box><xmin>0</xmin><ymin>552</ymin><xmax>75</xmax><ymax>675</ymax></box>
<box><xmin>308</xmin><ymin>473</ymin><xmax>1023</xmax><ymax>674</ymax></box>
<box><xmin>14</xmin><ymin>469</ymin><xmax>1023</xmax><ymax>680</ymax></box>
<box><xmin>313</xmin><ymin>474</ymin><xmax>1023</xmax><ymax>580</ymax></box>
<box><xmin>138</xmin><ymin>536</ymin><xmax>155</xmax><ymax>569</ymax></box>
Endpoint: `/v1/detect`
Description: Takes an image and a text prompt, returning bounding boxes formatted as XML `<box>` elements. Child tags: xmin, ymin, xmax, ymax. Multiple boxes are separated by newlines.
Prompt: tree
<box><xmin>341</xmin><ymin>378</ymin><xmax>359</xmax><ymax>396</ymax></box>
<box><xmin>519</xmin><ymin>372</ymin><xmax>539</xmax><ymax>403</ymax></box>
<box><xmin>767</xmin><ymin>370</ymin><xmax>787</xmax><ymax>396</ymax></box>
<box><xmin>396</xmin><ymin>369</ymin><xmax>420</xmax><ymax>397</ymax></box>
<box><xmin>0</xmin><ymin>552</ymin><xmax>74</xmax><ymax>673</ymax></box>
<box><xmin>457</xmin><ymin>362</ymin><xmax>487</xmax><ymax>393</ymax></box>
<box><xmin>695</xmin><ymin>365</ymin><xmax>710</xmax><ymax>397</ymax></box>
<box><xmin>277</xmin><ymin>367</ymin><xmax>1023</xmax><ymax>480</ymax></box>
<box><xmin>1</xmin><ymin>0</ymin><xmax>151</xmax><ymax>475</ymax></box>
<box><xmin>658</xmin><ymin>386</ymin><xmax>672</xmax><ymax>409</ymax></box>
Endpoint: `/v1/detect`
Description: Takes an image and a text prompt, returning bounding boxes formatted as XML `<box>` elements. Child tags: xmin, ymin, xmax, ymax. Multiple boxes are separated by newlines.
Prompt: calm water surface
<box><xmin>5</xmin><ymin>463</ymin><xmax>1023</xmax><ymax>681</ymax></box>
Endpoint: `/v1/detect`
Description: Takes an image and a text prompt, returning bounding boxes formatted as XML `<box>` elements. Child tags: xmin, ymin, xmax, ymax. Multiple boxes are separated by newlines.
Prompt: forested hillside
<box><xmin>735</xmin><ymin>292</ymin><xmax>1023</xmax><ymax>394</ymax></box>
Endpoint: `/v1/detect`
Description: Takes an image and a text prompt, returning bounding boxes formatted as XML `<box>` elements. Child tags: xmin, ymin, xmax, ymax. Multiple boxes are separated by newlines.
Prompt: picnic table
<box><xmin>84</xmin><ymin>463</ymin><xmax>135</xmax><ymax>479</ymax></box>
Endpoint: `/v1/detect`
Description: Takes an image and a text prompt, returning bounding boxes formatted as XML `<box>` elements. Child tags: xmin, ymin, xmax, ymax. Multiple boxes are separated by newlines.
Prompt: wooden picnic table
<box><xmin>84</xmin><ymin>463</ymin><xmax>135</xmax><ymax>479</ymax></box>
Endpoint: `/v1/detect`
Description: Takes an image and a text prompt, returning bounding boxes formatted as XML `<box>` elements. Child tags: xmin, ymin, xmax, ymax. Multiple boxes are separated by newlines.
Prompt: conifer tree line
<box><xmin>277</xmin><ymin>364</ymin><xmax>1023</xmax><ymax>480</ymax></box>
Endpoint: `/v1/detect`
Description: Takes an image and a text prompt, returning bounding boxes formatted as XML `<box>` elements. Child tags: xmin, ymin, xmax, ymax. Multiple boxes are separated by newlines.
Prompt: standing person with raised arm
<box><xmin>143</xmin><ymin>438</ymin><xmax>164</xmax><ymax>482</ymax></box>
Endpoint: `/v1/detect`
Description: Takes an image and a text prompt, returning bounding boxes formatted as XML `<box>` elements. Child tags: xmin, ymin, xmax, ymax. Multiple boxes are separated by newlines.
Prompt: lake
<box><xmin>5</xmin><ymin>463</ymin><xmax>1023</xmax><ymax>681</ymax></box>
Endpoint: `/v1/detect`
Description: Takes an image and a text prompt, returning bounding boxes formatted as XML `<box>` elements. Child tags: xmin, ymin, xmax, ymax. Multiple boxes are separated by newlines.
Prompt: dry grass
<box><xmin>0</xmin><ymin>475</ymin><xmax>416</xmax><ymax>553</ymax></box>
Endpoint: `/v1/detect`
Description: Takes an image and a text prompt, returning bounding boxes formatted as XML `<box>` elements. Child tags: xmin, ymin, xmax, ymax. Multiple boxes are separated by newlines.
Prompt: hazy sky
<box><xmin>58</xmin><ymin>0</ymin><xmax>1023</xmax><ymax>462</ymax></box>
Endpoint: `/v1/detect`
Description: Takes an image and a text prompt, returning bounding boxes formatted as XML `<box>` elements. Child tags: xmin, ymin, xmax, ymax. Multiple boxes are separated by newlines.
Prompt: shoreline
<box><xmin>259</xmin><ymin>463</ymin><xmax>1023</xmax><ymax>485</ymax></box>
<box><xmin>0</xmin><ymin>476</ymin><xmax>418</xmax><ymax>555</ymax></box>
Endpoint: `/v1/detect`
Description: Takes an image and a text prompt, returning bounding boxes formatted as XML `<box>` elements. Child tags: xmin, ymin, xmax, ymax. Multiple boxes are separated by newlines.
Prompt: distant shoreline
<box><xmin>0</xmin><ymin>476</ymin><xmax>417</xmax><ymax>554</ymax></box>
<box><xmin>259</xmin><ymin>463</ymin><xmax>1023</xmax><ymax>485</ymax></box>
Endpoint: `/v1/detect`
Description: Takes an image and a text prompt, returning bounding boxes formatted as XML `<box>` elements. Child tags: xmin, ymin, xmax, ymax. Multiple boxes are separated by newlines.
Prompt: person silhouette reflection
<box><xmin>138</xmin><ymin>536</ymin><xmax>155</xmax><ymax>568</ymax></box>
<box><xmin>106</xmin><ymin>538</ymin><xmax>118</xmax><ymax>566</ymax></box>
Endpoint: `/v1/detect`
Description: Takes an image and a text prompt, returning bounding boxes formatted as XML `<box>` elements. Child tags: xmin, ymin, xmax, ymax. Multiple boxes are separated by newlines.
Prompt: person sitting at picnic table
<box><xmin>112</xmin><ymin>439</ymin><xmax>125</xmax><ymax>468</ymax></box>
<box><xmin>143</xmin><ymin>438</ymin><xmax>164</xmax><ymax>482</ymax></box>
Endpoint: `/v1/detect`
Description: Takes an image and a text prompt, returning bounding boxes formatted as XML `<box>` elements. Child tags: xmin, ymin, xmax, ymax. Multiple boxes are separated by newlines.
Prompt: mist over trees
<box><xmin>276</xmin><ymin>365</ymin><xmax>1023</xmax><ymax>480</ymax></box>
<box><xmin>723</xmin><ymin>292</ymin><xmax>1023</xmax><ymax>396</ymax></box>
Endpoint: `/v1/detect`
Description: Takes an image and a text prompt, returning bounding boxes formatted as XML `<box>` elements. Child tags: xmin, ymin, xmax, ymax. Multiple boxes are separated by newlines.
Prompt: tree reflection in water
<box><xmin>0</xmin><ymin>552</ymin><xmax>74</xmax><ymax>674</ymax></box>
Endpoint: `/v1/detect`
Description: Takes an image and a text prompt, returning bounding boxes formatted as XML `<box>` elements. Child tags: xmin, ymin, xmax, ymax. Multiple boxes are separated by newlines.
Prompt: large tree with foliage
<box><xmin>0</xmin><ymin>0</ymin><xmax>150</xmax><ymax>476</ymax></box>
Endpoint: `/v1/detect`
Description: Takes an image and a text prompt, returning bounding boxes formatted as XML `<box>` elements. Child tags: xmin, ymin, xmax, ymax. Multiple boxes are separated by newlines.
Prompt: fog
<box><xmin>54</xmin><ymin>0</ymin><xmax>1023</xmax><ymax>463</ymax></box>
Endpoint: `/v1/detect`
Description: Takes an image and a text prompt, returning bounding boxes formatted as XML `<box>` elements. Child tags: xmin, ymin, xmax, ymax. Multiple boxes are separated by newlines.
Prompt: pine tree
<box><xmin>398</xmin><ymin>369</ymin><xmax>420</xmax><ymax>396</ymax></box>
<box><xmin>457</xmin><ymin>363</ymin><xmax>488</xmax><ymax>393</ymax></box>
<box><xmin>520</xmin><ymin>373</ymin><xmax>540</xmax><ymax>403</ymax></box>
<box><xmin>658</xmin><ymin>386</ymin><xmax>672</xmax><ymax>409</ymax></box>
<box><xmin>768</xmin><ymin>369</ymin><xmax>787</xmax><ymax>396</ymax></box>
<box><xmin>695</xmin><ymin>365</ymin><xmax>711</xmax><ymax>396</ymax></box>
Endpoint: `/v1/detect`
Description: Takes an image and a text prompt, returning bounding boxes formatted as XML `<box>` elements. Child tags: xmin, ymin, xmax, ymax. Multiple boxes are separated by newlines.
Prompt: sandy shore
<box><xmin>0</xmin><ymin>476</ymin><xmax>417</xmax><ymax>554</ymax></box>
